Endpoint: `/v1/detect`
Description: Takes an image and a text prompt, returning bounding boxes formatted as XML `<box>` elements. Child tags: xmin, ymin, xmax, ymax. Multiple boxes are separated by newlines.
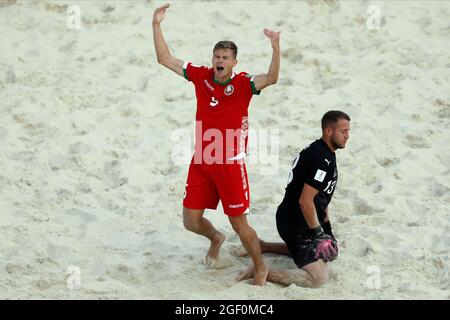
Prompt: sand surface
<box><xmin>0</xmin><ymin>0</ymin><xmax>449</xmax><ymax>299</ymax></box>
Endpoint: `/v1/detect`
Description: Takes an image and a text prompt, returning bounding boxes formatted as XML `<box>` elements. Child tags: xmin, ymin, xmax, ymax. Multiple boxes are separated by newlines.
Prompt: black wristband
<box><xmin>311</xmin><ymin>226</ymin><xmax>324</xmax><ymax>237</ymax></box>
<box><xmin>322</xmin><ymin>221</ymin><xmax>333</xmax><ymax>236</ymax></box>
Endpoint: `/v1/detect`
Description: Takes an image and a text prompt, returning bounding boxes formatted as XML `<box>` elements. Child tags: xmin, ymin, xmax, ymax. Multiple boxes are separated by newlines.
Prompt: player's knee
<box><xmin>229</xmin><ymin>214</ymin><xmax>251</xmax><ymax>234</ymax></box>
<box><xmin>311</xmin><ymin>271</ymin><xmax>329</xmax><ymax>288</ymax></box>
<box><xmin>230</xmin><ymin>220</ymin><xmax>247</xmax><ymax>235</ymax></box>
<box><xmin>183</xmin><ymin>215</ymin><xmax>198</xmax><ymax>232</ymax></box>
<box><xmin>230</xmin><ymin>223</ymin><xmax>240</xmax><ymax>234</ymax></box>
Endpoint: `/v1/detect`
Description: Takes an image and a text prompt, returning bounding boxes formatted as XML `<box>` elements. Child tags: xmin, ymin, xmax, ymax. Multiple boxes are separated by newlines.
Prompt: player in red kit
<box><xmin>153</xmin><ymin>3</ymin><xmax>280</xmax><ymax>286</ymax></box>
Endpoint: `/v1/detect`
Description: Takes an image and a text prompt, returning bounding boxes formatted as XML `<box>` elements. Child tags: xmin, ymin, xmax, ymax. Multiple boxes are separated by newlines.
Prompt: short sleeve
<box><xmin>244</xmin><ymin>74</ymin><xmax>261</xmax><ymax>95</ymax></box>
<box><xmin>304</xmin><ymin>156</ymin><xmax>332</xmax><ymax>192</ymax></box>
<box><xmin>183</xmin><ymin>62</ymin><xmax>208</xmax><ymax>84</ymax></box>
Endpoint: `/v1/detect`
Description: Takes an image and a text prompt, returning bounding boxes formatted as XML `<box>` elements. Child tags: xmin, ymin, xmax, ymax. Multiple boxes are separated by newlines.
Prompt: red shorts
<box><xmin>183</xmin><ymin>159</ymin><xmax>250</xmax><ymax>216</ymax></box>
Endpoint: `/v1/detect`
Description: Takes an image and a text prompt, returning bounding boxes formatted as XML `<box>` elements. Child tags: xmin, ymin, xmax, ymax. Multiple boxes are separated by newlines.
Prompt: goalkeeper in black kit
<box><xmin>236</xmin><ymin>110</ymin><xmax>350</xmax><ymax>288</ymax></box>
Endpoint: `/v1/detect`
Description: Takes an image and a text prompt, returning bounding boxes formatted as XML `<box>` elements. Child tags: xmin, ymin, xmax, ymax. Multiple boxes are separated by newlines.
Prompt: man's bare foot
<box><xmin>254</xmin><ymin>265</ymin><xmax>269</xmax><ymax>286</ymax></box>
<box><xmin>236</xmin><ymin>265</ymin><xmax>254</xmax><ymax>281</ymax></box>
<box><xmin>203</xmin><ymin>231</ymin><xmax>225</xmax><ymax>267</ymax></box>
<box><xmin>236</xmin><ymin>264</ymin><xmax>268</xmax><ymax>286</ymax></box>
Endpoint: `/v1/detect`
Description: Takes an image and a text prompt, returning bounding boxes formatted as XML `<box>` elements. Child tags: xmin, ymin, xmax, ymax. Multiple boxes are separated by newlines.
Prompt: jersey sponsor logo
<box><xmin>325</xmin><ymin>159</ymin><xmax>331</xmax><ymax>166</ymax></box>
<box><xmin>314</xmin><ymin>169</ymin><xmax>327</xmax><ymax>182</ymax></box>
<box><xmin>204</xmin><ymin>80</ymin><xmax>214</xmax><ymax>91</ymax></box>
<box><xmin>224</xmin><ymin>84</ymin><xmax>234</xmax><ymax>96</ymax></box>
<box><xmin>229</xmin><ymin>203</ymin><xmax>244</xmax><ymax>209</ymax></box>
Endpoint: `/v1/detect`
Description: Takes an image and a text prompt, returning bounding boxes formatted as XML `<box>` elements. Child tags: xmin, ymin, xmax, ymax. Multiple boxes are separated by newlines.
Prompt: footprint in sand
<box><xmin>65</xmin><ymin>208</ymin><xmax>97</xmax><ymax>239</ymax></box>
<box><xmin>432</xmin><ymin>99</ymin><xmax>450</xmax><ymax>119</ymax></box>
<box><xmin>281</xmin><ymin>48</ymin><xmax>303</xmax><ymax>64</ymax></box>
<box><xmin>107</xmin><ymin>264</ymin><xmax>141</xmax><ymax>286</ymax></box>
<box><xmin>202</xmin><ymin>249</ymin><xmax>234</xmax><ymax>270</ymax></box>
<box><xmin>376</xmin><ymin>157</ymin><xmax>400</xmax><ymax>168</ymax></box>
<box><xmin>49</xmin><ymin>154</ymin><xmax>73</xmax><ymax>171</ymax></box>
<box><xmin>5</xmin><ymin>263</ymin><xmax>33</xmax><ymax>275</ymax></box>
<box><xmin>43</xmin><ymin>2</ymin><xmax>68</xmax><ymax>13</ymax></box>
<box><xmin>352</xmin><ymin>197</ymin><xmax>372</xmax><ymax>215</ymax></box>
<box><xmin>10</xmin><ymin>151</ymin><xmax>35</xmax><ymax>162</ymax></box>
<box><xmin>342</xmin><ymin>236</ymin><xmax>372</xmax><ymax>258</ymax></box>
<box><xmin>69</xmin><ymin>142</ymin><xmax>92</xmax><ymax>155</ymax></box>
<box><xmin>203</xmin><ymin>269</ymin><xmax>237</xmax><ymax>289</ymax></box>
<box><xmin>403</xmin><ymin>134</ymin><xmax>430</xmax><ymax>149</ymax></box>
<box><xmin>103</xmin><ymin>160</ymin><xmax>128</xmax><ymax>189</ymax></box>
<box><xmin>428</xmin><ymin>180</ymin><xmax>450</xmax><ymax>198</ymax></box>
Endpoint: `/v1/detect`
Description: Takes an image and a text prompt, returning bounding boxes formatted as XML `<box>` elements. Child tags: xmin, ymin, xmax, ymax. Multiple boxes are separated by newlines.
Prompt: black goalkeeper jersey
<box><xmin>277</xmin><ymin>139</ymin><xmax>338</xmax><ymax>234</ymax></box>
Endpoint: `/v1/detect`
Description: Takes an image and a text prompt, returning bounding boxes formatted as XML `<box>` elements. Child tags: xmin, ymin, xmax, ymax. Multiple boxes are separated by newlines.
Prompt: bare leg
<box><xmin>183</xmin><ymin>207</ymin><xmax>225</xmax><ymax>266</ymax></box>
<box><xmin>229</xmin><ymin>215</ymin><xmax>268</xmax><ymax>286</ymax></box>
<box><xmin>268</xmin><ymin>268</ymin><xmax>316</xmax><ymax>287</ymax></box>
<box><xmin>238</xmin><ymin>260</ymin><xmax>330</xmax><ymax>288</ymax></box>
<box><xmin>260</xmin><ymin>240</ymin><xmax>291</xmax><ymax>256</ymax></box>
<box><xmin>302</xmin><ymin>259</ymin><xmax>330</xmax><ymax>287</ymax></box>
<box><xmin>231</xmin><ymin>238</ymin><xmax>291</xmax><ymax>257</ymax></box>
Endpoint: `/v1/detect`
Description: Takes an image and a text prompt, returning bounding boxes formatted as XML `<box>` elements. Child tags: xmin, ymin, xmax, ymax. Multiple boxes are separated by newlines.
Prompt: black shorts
<box><xmin>276</xmin><ymin>216</ymin><xmax>318</xmax><ymax>268</ymax></box>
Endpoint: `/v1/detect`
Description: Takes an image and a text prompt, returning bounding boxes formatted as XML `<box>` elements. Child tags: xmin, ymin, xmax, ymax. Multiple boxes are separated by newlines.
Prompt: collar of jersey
<box><xmin>213</xmin><ymin>72</ymin><xmax>235</xmax><ymax>85</ymax></box>
<box><xmin>320</xmin><ymin>138</ymin><xmax>335</xmax><ymax>154</ymax></box>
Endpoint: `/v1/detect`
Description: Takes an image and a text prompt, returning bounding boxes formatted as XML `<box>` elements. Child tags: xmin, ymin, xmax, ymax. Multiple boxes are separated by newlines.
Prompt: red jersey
<box><xmin>183</xmin><ymin>62</ymin><xmax>260</xmax><ymax>164</ymax></box>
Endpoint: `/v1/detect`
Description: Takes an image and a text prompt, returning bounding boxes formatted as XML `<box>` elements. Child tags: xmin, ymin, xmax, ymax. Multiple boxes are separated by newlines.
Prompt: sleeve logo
<box><xmin>314</xmin><ymin>169</ymin><xmax>326</xmax><ymax>182</ymax></box>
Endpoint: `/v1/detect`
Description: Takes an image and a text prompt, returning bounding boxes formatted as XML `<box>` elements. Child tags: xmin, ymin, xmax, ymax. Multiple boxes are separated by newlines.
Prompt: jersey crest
<box><xmin>224</xmin><ymin>84</ymin><xmax>234</xmax><ymax>96</ymax></box>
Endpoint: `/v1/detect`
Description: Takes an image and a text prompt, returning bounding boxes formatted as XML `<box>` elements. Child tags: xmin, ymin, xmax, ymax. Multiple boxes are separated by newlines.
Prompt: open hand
<box><xmin>263</xmin><ymin>28</ymin><xmax>281</xmax><ymax>50</ymax></box>
<box><xmin>153</xmin><ymin>3</ymin><xmax>170</xmax><ymax>25</ymax></box>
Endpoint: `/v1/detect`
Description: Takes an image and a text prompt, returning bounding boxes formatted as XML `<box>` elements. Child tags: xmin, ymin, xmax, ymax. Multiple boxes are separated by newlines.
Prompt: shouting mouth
<box><xmin>216</xmin><ymin>66</ymin><xmax>224</xmax><ymax>72</ymax></box>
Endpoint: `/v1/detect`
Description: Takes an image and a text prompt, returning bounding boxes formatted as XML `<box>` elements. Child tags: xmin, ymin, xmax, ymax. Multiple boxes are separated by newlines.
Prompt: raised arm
<box><xmin>152</xmin><ymin>4</ymin><xmax>184</xmax><ymax>77</ymax></box>
<box><xmin>252</xmin><ymin>29</ymin><xmax>281</xmax><ymax>91</ymax></box>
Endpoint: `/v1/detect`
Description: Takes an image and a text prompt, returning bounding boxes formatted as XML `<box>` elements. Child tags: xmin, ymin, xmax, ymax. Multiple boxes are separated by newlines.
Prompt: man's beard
<box><xmin>331</xmin><ymin>137</ymin><xmax>345</xmax><ymax>149</ymax></box>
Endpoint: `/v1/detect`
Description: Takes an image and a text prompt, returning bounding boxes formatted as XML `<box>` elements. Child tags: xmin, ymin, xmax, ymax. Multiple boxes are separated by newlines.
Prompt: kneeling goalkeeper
<box><xmin>236</xmin><ymin>110</ymin><xmax>350</xmax><ymax>288</ymax></box>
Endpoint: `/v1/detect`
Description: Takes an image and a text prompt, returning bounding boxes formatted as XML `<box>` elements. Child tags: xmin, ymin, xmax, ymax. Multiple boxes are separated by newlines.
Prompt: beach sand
<box><xmin>0</xmin><ymin>0</ymin><xmax>449</xmax><ymax>299</ymax></box>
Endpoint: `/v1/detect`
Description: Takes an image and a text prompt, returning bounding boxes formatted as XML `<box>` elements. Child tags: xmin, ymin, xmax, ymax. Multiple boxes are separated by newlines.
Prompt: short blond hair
<box><xmin>213</xmin><ymin>41</ymin><xmax>238</xmax><ymax>58</ymax></box>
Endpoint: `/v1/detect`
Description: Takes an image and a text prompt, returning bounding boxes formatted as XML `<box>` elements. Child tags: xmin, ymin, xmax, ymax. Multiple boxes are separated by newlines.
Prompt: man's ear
<box><xmin>233</xmin><ymin>59</ymin><xmax>238</xmax><ymax>67</ymax></box>
<box><xmin>325</xmin><ymin>127</ymin><xmax>333</xmax><ymax>137</ymax></box>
